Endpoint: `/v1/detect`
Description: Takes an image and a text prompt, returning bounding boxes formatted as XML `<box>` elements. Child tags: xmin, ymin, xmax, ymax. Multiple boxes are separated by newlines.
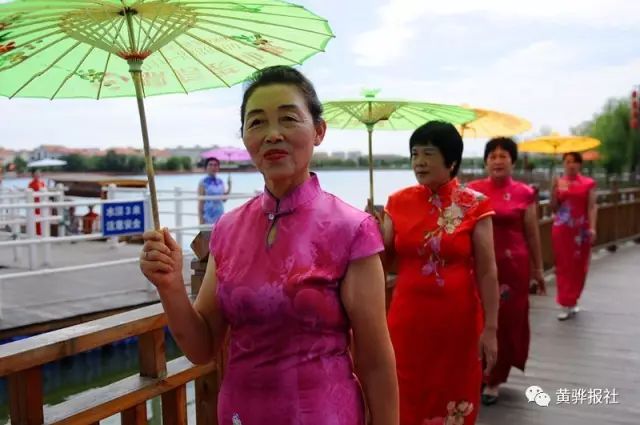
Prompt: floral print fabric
<box><xmin>209</xmin><ymin>174</ymin><xmax>383</xmax><ymax>425</ymax></box>
<box><xmin>200</xmin><ymin>175</ymin><xmax>225</xmax><ymax>224</ymax></box>
<box><xmin>551</xmin><ymin>174</ymin><xmax>596</xmax><ymax>307</ymax></box>
<box><xmin>385</xmin><ymin>179</ymin><xmax>493</xmax><ymax>425</ymax></box>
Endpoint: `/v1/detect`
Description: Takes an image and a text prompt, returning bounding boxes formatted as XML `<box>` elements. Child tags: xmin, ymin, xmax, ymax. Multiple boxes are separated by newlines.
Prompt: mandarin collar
<box><xmin>422</xmin><ymin>178</ymin><xmax>459</xmax><ymax>199</ymax></box>
<box><xmin>260</xmin><ymin>173</ymin><xmax>322</xmax><ymax>216</ymax></box>
<box><xmin>489</xmin><ymin>176</ymin><xmax>513</xmax><ymax>188</ymax></box>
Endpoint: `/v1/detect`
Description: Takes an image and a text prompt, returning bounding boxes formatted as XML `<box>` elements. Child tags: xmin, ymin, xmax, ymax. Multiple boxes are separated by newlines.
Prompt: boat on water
<box><xmin>51</xmin><ymin>173</ymin><xmax>148</xmax><ymax>199</ymax></box>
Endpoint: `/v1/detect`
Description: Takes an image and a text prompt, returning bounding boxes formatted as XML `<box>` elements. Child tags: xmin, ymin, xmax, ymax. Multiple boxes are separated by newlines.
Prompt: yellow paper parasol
<box><xmin>457</xmin><ymin>107</ymin><xmax>531</xmax><ymax>138</ymax></box>
<box><xmin>517</xmin><ymin>135</ymin><xmax>601</xmax><ymax>154</ymax></box>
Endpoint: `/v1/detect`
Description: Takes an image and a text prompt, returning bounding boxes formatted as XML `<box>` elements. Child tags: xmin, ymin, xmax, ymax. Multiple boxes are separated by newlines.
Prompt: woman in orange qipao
<box><xmin>380</xmin><ymin>121</ymin><xmax>500</xmax><ymax>425</ymax></box>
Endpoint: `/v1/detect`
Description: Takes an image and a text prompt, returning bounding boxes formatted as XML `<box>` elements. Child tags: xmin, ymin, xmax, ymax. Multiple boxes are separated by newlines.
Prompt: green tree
<box><xmin>127</xmin><ymin>156</ymin><xmax>146</xmax><ymax>172</ymax></box>
<box><xmin>61</xmin><ymin>154</ymin><xmax>89</xmax><ymax>172</ymax></box>
<box><xmin>13</xmin><ymin>156</ymin><xmax>27</xmax><ymax>173</ymax></box>
<box><xmin>165</xmin><ymin>157</ymin><xmax>182</xmax><ymax>171</ymax></box>
<box><xmin>573</xmin><ymin>98</ymin><xmax>640</xmax><ymax>178</ymax></box>
<box><xmin>180</xmin><ymin>156</ymin><xmax>192</xmax><ymax>171</ymax></box>
<box><xmin>101</xmin><ymin>150</ymin><xmax>128</xmax><ymax>172</ymax></box>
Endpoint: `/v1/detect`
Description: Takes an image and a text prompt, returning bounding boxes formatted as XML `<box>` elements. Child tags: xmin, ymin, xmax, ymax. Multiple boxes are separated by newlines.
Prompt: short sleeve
<box><xmin>349</xmin><ymin>216</ymin><xmax>384</xmax><ymax>261</ymax></box>
<box><xmin>524</xmin><ymin>184</ymin><xmax>536</xmax><ymax>206</ymax></box>
<box><xmin>384</xmin><ymin>193</ymin><xmax>396</xmax><ymax>221</ymax></box>
<box><xmin>208</xmin><ymin>221</ymin><xmax>222</xmax><ymax>263</ymax></box>
<box><xmin>465</xmin><ymin>179</ymin><xmax>484</xmax><ymax>194</ymax></box>
<box><xmin>587</xmin><ymin>177</ymin><xmax>596</xmax><ymax>191</ymax></box>
<box><xmin>472</xmin><ymin>195</ymin><xmax>495</xmax><ymax>223</ymax></box>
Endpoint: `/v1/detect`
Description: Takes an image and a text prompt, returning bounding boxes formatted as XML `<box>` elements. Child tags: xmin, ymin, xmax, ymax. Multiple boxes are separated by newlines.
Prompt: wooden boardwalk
<box><xmin>478</xmin><ymin>243</ymin><xmax>640</xmax><ymax>425</ymax></box>
<box><xmin>1</xmin><ymin>241</ymin><xmax>639</xmax><ymax>423</ymax></box>
<box><xmin>0</xmin><ymin>241</ymin><xmax>192</xmax><ymax>336</ymax></box>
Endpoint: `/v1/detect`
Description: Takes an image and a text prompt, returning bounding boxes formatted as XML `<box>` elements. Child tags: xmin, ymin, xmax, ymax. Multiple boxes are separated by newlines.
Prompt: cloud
<box><xmin>325</xmin><ymin>38</ymin><xmax>640</xmax><ymax>156</ymax></box>
<box><xmin>351</xmin><ymin>1</ymin><xmax>425</xmax><ymax>67</ymax></box>
<box><xmin>352</xmin><ymin>0</ymin><xmax>640</xmax><ymax>67</ymax></box>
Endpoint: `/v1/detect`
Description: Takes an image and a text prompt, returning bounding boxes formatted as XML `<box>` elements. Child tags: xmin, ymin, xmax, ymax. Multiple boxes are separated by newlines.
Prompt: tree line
<box><xmin>572</xmin><ymin>97</ymin><xmax>640</xmax><ymax>178</ymax></box>
<box><xmin>7</xmin><ymin>150</ymin><xmax>195</xmax><ymax>174</ymax></box>
<box><xmin>4</xmin><ymin>97</ymin><xmax>639</xmax><ymax>179</ymax></box>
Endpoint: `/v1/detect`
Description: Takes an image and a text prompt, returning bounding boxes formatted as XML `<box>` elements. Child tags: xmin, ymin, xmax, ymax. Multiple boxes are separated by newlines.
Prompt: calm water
<box><xmin>3</xmin><ymin>169</ymin><xmax>421</xmax><ymax>248</ymax></box>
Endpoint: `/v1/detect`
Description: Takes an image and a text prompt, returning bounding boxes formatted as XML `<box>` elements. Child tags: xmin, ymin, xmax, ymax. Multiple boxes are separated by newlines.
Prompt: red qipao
<box><xmin>385</xmin><ymin>179</ymin><xmax>494</xmax><ymax>425</ymax></box>
<box><xmin>467</xmin><ymin>177</ymin><xmax>535</xmax><ymax>386</ymax></box>
<box><xmin>552</xmin><ymin>174</ymin><xmax>596</xmax><ymax>307</ymax></box>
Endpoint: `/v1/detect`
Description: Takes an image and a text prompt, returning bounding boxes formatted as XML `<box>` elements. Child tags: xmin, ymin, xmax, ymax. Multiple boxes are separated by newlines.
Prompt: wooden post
<box><xmin>195</xmin><ymin>369</ymin><xmax>219</xmax><ymax>425</ymax></box>
<box><xmin>138</xmin><ymin>328</ymin><xmax>166</xmax><ymax>378</ymax></box>
<box><xmin>190</xmin><ymin>230</ymin><xmax>220</xmax><ymax>423</ymax></box>
<box><xmin>607</xmin><ymin>180</ymin><xmax>619</xmax><ymax>252</ymax></box>
<box><xmin>121</xmin><ymin>403</ymin><xmax>147</xmax><ymax>425</ymax></box>
<box><xmin>8</xmin><ymin>366</ymin><xmax>44</xmax><ymax>425</ymax></box>
<box><xmin>162</xmin><ymin>385</ymin><xmax>188</xmax><ymax>425</ymax></box>
<box><xmin>190</xmin><ymin>230</ymin><xmax>211</xmax><ymax>296</ymax></box>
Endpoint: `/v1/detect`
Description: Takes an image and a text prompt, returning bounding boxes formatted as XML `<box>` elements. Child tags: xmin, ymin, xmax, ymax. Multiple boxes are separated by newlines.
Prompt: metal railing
<box><xmin>0</xmin><ymin>185</ymin><xmax>255</xmax><ymax>270</ymax></box>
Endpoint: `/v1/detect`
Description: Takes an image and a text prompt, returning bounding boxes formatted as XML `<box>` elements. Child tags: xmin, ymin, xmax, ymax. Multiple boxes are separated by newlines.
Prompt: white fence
<box><xmin>0</xmin><ymin>185</ymin><xmax>255</xmax><ymax>270</ymax></box>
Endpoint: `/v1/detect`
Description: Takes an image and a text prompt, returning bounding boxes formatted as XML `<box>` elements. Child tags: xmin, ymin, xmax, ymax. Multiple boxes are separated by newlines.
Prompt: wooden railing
<box><xmin>0</xmin><ymin>233</ymin><xmax>221</xmax><ymax>425</ymax></box>
<box><xmin>537</xmin><ymin>186</ymin><xmax>640</xmax><ymax>270</ymax></box>
<box><xmin>1</xmin><ymin>188</ymin><xmax>639</xmax><ymax>424</ymax></box>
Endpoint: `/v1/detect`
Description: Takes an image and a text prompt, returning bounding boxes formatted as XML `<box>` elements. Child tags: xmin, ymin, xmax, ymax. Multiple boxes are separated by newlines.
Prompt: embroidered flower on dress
<box><xmin>554</xmin><ymin>203</ymin><xmax>573</xmax><ymax>227</ymax></box>
<box><xmin>430</xmin><ymin>194</ymin><xmax>443</xmax><ymax>209</ymax></box>
<box><xmin>430</xmin><ymin>234</ymin><xmax>442</xmax><ymax>253</ymax></box>
<box><xmin>422</xmin><ymin>417</ymin><xmax>445</xmax><ymax>425</ymax></box>
<box><xmin>232</xmin><ymin>413</ymin><xmax>243</xmax><ymax>425</ymax></box>
<box><xmin>437</xmin><ymin>204</ymin><xmax>464</xmax><ymax>234</ymax></box>
<box><xmin>422</xmin><ymin>401</ymin><xmax>474</xmax><ymax>425</ymax></box>
<box><xmin>422</xmin><ymin>261</ymin><xmax>435</xmax><ymax>276</ymax></box>
<box><xmin>574</xmin><ymin>227</ymin><xmax>591</xmax><ymax>247</ymax></box>
<box><xmin>445</xmin><ymin>400</ymin><xmax>474</xmax><ymax>425</ymax></box>
<box><xmin>420</xmin><ymin>186</ymin><xmax>484</xmax><ymax>288</ymax></box>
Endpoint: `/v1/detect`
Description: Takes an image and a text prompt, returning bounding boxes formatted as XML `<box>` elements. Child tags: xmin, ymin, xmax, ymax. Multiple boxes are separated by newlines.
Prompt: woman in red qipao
<box><xmin>467</xmin><ymin>138</ymin><xmax>545</xmax><ymax>406</ymax></box>
<box><xmin>550</xmin><ymin>152</ymin><xmax>597</xmax><ymax>321</ymax></box>
<box><xmin>379</xmin><ymin>121</ymin><xmax>500</xmax><ymax>425</ymax></box>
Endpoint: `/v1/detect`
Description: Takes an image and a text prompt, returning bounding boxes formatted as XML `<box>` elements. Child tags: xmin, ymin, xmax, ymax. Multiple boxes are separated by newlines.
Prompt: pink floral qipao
<box><xmin>209</xmin><ymin>174</ymin><xmax>383</xmax><ymax>425</ymax></box>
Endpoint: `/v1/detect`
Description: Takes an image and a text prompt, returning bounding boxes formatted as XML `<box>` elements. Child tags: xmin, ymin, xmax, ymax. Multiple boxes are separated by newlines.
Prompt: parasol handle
<box><xmin>367</xmin><ymin>124</ymin><xmax>374</xmax><ymax>207</ymax></box>
<box><xmin>130</xmin><ymin>63</ymin><xmax>161</xmax><ymax>230</ymax></box>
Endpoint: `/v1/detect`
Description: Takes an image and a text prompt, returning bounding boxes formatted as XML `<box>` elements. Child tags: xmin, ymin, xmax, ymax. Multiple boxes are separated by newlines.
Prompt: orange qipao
<box><xmin>386</xmin><ymin>179</ymin><xmax>494</xmax><ymax>425</ymax></box>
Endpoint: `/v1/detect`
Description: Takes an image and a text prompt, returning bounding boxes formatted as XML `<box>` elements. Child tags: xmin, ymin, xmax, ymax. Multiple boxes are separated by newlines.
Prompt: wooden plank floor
<box><xmin>478</xmin><ymin>243</ymin><xmax>640</xmax><ymax>425</ymax></box>
<box><xmin>0</xmin><ymin>241</ymin><xmax>192</xmax><ymax>333</ymax></box>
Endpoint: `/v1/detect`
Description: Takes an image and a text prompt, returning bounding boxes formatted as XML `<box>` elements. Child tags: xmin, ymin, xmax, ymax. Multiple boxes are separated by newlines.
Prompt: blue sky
<box><xmin>2</xmin><ymin>0</ymin><xmax>640</xmax><ymax>157</ymax></box>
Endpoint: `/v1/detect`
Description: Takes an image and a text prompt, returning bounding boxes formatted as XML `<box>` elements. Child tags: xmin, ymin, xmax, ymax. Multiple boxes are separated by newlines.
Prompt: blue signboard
<box><xmin>102</xmin><ymin>201</ymin><xmax>145</xmax><ymax>237</ymax></box>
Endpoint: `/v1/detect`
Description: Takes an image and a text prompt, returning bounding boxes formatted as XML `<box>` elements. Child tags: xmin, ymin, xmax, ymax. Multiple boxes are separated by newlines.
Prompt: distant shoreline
<box><xmin>5</xmin><ymin>166</ymin><xmax>413</xmax><ymax>179</ymax></box>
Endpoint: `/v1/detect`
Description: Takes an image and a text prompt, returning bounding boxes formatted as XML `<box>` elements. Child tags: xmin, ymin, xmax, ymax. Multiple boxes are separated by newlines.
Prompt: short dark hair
<box><xmin>484</xmin><ymin>137</ymin><xmax>518</xmax><ymax>163</ymax></box>
<box><xmin>240</xmin><ymin>65</ymin><xmax>323</xmax><ymax>132</ymax></box>
<box><xmin>409</xmin><ymin>121</ymin><xmax>464</xmax><ymax>177</ymax></box>
<box><xmin>204</xmin><ymin>157</ymin><xmax>220</xmax><ymax>167</ymax></box>
<box><xmin>562</xmin><ymin>151</ymin><xmax>583</xmax><ymax>164</ymax></box>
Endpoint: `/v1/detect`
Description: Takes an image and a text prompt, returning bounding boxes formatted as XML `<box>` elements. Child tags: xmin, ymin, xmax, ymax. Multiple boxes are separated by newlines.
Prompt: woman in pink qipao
<box><xmin>140</xmin><ymin>66</ymin><xmax>399</xmax><ymax>425</ymax></box>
